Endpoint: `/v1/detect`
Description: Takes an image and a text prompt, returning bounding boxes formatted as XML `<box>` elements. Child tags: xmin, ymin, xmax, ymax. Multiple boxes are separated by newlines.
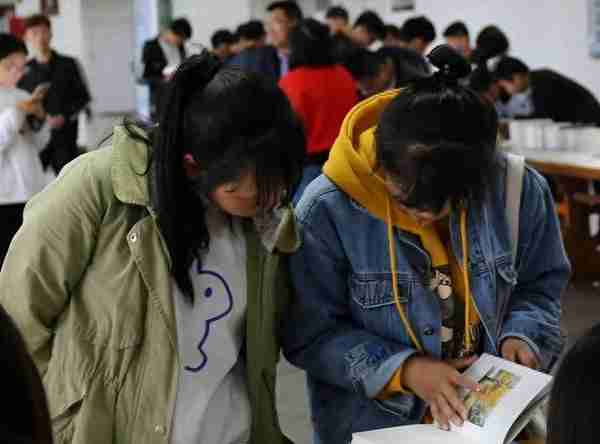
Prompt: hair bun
<box><xmin>427</xmin><ymin>44</ymin><xmax>471</xmax><ymax>82</ymax></box>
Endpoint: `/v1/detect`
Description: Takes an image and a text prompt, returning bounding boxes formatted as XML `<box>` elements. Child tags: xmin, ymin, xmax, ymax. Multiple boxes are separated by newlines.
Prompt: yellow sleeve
<box><xmin>376</xmin><ymin>366</ymin><xmax>411</xmax><ymax>400</ymax></box>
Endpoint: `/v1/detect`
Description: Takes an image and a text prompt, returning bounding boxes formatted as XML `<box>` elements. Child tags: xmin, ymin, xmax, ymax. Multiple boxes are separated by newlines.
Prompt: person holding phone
<box><xmin>0</xmin><ymin>33</ymin><xmax>52</xmax><ymax>265</ymax></box>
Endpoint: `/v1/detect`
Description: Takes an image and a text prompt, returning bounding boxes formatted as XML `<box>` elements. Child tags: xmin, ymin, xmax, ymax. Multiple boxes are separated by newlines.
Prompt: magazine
<box><xmin>352</xmin><ymin>354</ymin><xmax>552</xmax><ymax>444</ymax></box>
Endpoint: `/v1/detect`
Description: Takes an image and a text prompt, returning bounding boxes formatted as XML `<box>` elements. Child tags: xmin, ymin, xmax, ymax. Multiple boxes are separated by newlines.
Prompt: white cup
<box><xmin>576</xmin><ymin>127</ymin><xmax>600</xmax><ymax>154</ymax></box>
<box><xmin>560</xmin><ymin>126</ymin><xmax>580</xmax><ymax>151</ymax></box>
<box><xmin>543</xmin><ymin>123</ymin><xmax>563</xmax><ymax>151</ymax></box>
<box><xmin>508</xmin><ymin>120</ymin><xmax>525</xmax><ymax>149</ymax></box>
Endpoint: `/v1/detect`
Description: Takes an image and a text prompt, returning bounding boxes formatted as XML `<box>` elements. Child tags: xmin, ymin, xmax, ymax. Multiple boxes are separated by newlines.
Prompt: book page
<box><xmin>352</xmin><ymin>425</ymin><xmax>477</xmax><ymax>444</ymax></box>
<box><xmin>352</xmin><ymin>354</ymin><xmax>551</xmax><ymax>444</ymax></box>
<box><xmin>452</xmin><ymin>354</ymin><xmax>551</xmax><ymax>444</ymax></box>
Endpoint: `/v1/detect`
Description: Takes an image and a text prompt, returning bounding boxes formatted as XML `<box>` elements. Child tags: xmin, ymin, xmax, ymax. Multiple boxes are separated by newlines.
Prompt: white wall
<box><xmin>81</xmin><ymin>0</ymin><xmax>137</xmax><ymax>113</ymax></box>
<box><xmin>172</xmin><ymin>0</ymin><xmax>251</xmax><ymax>47</ymax></box>
<box><xmin>330</xmin><ymin>0</ymin><xmax>600</xmax><ymax>98</ymax></box>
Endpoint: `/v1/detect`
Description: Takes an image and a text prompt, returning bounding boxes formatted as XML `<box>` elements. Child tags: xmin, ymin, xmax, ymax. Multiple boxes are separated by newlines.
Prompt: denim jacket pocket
<box><xmin>350</xmin><ymin>272</ymin><xmax>411</xmax><ymax>308</ymax></box>
<box><xmin>350</xmin><ymin>272</ymin><xmax>413</xmax><ymax>342</ymax></box>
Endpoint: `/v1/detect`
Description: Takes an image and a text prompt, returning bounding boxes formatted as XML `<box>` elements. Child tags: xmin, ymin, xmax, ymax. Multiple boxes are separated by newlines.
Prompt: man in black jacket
<box><xmin>141</xmin><ymin>18</ymin><xmax>192</xmax><ymax>120</ymax></box>
<box><xmin>494</xmin><ymin>56</ymin><xmax>600</xmax><ymax>125</ymax></box>
<box><xmin>18</xmin><ymin>14</ymin><xmax>91</xmax><ymax>175</ymax></box>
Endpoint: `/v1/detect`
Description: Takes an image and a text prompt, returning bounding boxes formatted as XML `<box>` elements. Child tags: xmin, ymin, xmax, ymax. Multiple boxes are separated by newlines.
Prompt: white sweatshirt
<box><xmin>171</xmin><ymin>206</ymin><xmax>251</xmax><ymax>444</ymax></box>
<box><xmin>0</xmin><ymin>87</ymin><xmax>53</xmax><ymax>204</ymax></box>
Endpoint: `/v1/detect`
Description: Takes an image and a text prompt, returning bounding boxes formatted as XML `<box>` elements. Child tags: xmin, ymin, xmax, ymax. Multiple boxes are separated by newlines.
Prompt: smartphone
<box><xmin>32</xmin><ymin>82</ymin><xmax>51</xmax><ymax>99</ymax></box>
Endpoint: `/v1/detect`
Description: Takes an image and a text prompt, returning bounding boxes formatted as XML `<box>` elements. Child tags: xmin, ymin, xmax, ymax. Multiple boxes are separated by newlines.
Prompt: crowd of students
<box><xmin>1</xmin><ymin>2</ymin><xmax>600</xmax><ymax>444</ymax></box>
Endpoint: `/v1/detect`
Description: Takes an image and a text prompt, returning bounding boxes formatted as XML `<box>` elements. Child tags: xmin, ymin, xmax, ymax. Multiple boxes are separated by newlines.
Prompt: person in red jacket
<box><xmin>279</xmin><ymin>18</ymin><xmax>358</xmax><ymax>204</ymax></box>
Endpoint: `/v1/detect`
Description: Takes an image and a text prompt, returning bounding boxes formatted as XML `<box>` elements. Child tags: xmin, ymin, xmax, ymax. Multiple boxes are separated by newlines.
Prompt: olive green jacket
<box><xmin>0</xmin><ymin>126</ymin><xmax>299</xmax><ymax>444</ymax></box>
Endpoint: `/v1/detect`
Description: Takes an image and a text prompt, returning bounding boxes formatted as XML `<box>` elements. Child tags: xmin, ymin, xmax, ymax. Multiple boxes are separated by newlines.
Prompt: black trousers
<box><xmin>0</xmin><ymin>203</ymin><xmax>25</xmax><ymax>267</ymax></box>
<box><xmin>40</xmin><ymin>122</ymin><xmax>80</xmax><ymax>175</ymax></box>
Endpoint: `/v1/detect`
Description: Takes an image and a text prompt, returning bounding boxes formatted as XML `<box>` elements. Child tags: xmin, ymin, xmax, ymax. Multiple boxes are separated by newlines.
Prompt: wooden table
<box><xmin>505</xmin><ymin>146</ymin><xmax>600</xmax><ymax>281</ymax></box>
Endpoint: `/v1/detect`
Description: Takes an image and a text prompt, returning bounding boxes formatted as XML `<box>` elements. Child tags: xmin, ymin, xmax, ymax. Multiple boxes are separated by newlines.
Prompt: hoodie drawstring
<box><xmin>386</xmin><ymin>197</ymin><xmax>473</xmax><ymax>354</ymax></box>
<box><xmin>386</xmin><ymin>197</ymin><xmax>423</xmax><ymax>352</ymax></box>
<box><xmin>460</xmin><ymin>205</ymin><xmax>472</xmax><ymax>353</ymax></box>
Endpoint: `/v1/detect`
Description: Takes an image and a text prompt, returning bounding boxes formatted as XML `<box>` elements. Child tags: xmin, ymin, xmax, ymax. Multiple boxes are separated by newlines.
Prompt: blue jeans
<box><xmin>293</xmin><ymin>164</ymin><xmax>323</xmax><ymax>206</ymax></box>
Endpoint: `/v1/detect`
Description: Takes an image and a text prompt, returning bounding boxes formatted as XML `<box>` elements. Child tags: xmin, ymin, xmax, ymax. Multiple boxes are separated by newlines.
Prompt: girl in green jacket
<box><xmin>0</xmin><ymin>51</ymin><xmax>305</xmax><ymax>444</ymax></box>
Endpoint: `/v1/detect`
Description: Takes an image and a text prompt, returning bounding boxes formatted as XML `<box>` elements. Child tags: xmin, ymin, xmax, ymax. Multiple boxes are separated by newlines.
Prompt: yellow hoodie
<box><xmin>323</xmin><ymin>90</ymin><xmax>478</xmax><ymax>395</ymax></box>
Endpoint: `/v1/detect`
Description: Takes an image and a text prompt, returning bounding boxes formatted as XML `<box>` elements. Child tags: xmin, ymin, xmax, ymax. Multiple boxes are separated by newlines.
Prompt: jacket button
<box><xmin>423</xmin><ymin>327</ymin><xmax>435</xmax><ymax>336</ymax></box>
<box><xmin>154</xmin><ymin>425</ymin><xmax>165</xmax><ymax>435</ymax></box>
<box><xmin>129</xmin><ymin>232</ymin><xmax>138</xmax><ymax>243</ymax></box>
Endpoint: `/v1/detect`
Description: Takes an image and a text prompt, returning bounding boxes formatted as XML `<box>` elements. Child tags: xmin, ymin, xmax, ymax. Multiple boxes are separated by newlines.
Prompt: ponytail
<box><xmin>154</xmin><ymin>51</ymin><xmax>222</xmax><ymax>301</ymax></box>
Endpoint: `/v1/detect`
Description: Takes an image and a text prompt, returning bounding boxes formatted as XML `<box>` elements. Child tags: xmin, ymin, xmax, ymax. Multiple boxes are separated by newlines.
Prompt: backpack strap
<box><xmin>505</xmin><ymin>153</ymin><xmax>526</xmax><ymax>265</ymax></box>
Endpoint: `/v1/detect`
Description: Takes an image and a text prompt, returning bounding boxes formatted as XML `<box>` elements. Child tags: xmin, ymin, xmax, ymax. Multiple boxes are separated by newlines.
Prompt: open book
<box><xmin>352</xmin><ymin>354</ymin><xmax>552</xmax><ymax>444</ymax></box>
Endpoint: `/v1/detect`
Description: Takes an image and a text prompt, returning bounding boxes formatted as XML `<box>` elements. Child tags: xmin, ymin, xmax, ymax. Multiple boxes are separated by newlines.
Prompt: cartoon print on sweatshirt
<box><xmin>185</xmin><ymin>268</ymin><xmax>234</xmax><ymax>373</ymax></box>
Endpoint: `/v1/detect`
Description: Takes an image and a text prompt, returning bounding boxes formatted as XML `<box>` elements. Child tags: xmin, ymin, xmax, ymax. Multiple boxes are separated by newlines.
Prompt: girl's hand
<box><xmin>501</xmin><ymin>338</ymin><xmax>539</xmax><ymax>370</ymax></box>
<box><xmin>17</xmin><ymin>98</ymin><xmax>46</xmax><ymax>120</ymax></box>
<box><xmin>403</xmin><ymin>355</ymin><xmax>480</xmax><ymax>431</ymax></box>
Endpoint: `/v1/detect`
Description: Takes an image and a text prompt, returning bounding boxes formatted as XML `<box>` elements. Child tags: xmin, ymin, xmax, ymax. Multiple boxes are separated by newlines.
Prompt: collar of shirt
<box><xmin>277</xmin><ymin>50</ymin><xmax>289</xmax><ymax>76</ymax></box>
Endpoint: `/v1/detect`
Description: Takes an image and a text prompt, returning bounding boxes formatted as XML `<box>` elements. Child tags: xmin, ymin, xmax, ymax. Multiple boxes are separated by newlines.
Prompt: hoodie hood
<box><xmin>323</xmin><ymin>89</ymin><xmax>476</xmax><ymax>354</ymax></box>
<box><xmin>323</xmin><ymin>89</ymin><xmax>450</xmax><ymax>268</ymax></box>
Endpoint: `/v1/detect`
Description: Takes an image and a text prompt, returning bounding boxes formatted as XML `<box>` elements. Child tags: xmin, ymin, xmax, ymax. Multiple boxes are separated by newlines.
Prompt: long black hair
<box><xmin>375</xmin><ymin>44</ymin><xmax>498</xmax><ymax>213</ymax></box>
<box><xmin>0</xmin><ymin>305</ymin><xmax>52</xmax><ymax>444</ymax></box>
<box><xmin>547</xmin><ymin>323</ymin><xmax>600</xmax><ymax>444</ymax></box>
<box><xmin>132</xmin><ymin>52</ymin><xmax>305</xmax><ymax>301</ymax></box>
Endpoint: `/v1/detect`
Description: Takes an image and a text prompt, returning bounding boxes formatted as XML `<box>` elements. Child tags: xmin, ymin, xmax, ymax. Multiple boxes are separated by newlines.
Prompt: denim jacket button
<box><xmin>423</xmin><ymin>327</ymin><xmax>434</xmax><ymax>336</ymax></box>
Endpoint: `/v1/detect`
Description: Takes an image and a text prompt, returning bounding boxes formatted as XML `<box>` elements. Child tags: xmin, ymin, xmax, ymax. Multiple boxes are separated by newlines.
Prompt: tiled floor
<box><xmin>276</xmin><ymin>280</ymin><xmax>600</xmax><ymax>444</ymax></box>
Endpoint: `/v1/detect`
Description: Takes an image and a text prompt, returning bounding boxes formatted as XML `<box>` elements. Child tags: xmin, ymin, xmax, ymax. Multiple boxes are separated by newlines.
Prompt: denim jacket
<box><xmin>283</xmin><ymin>156</ymin><xmax>570</xmax><ymax>444</ymax></box>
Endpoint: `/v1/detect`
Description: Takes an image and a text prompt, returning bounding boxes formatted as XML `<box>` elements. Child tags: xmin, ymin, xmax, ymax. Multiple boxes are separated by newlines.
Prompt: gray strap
<box><xmin>505</xmin><ymin>153</ymin><xmax>526</xmax><ymax>264</ymax></box>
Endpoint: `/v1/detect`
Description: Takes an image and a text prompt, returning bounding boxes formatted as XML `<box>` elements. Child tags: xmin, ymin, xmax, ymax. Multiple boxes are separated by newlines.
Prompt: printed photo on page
<box><xmin>352</xmin><ymin>354</ymin><xmax>552</xmax><ymax>444</ymax></box>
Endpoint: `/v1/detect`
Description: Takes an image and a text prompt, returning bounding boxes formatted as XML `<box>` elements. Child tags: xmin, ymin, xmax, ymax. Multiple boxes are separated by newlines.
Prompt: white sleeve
<box><xmin>0</xmin><ymin>106</ymin><xmax>26</xmax><ymax>154</ymax></box>
<box><xmin>30</xmin><ymin>122</ymin><xmax>51</xmax><ymax>153</ymax></box>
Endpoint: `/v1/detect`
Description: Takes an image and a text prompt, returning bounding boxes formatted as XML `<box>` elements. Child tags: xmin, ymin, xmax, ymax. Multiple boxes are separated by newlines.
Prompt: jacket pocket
<box><xmin>52</xmin><ymin>392</ymin><xmax>85</xmax><ymax>444</ymax></box>
<box><xmin>350</xmin><ymin>272</ymin><xmax>411</xmax><ymax>308</ymax></box>
<box><xmin>349</xmin><ymin>272</ymin><xmax>414</xmax><ymax>343</ymax></box>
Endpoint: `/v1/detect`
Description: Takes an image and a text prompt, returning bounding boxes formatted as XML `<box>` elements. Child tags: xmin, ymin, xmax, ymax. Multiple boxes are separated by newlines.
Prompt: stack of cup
<box><xmin>576</xmin><ymin>127</ymin><xmax>600</xmax><ymax>154</ymax></box>
<box><xmin>543</xmin><ymin>122</ymin><xmax>564</xmax><ymax>151</ymax></box>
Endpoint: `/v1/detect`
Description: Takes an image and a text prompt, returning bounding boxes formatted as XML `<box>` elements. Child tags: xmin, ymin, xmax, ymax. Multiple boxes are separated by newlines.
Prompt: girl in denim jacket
<box><xmin>284</xmin><ymin>46</ymin><xmax>569</xmax><ymax>444</ymax></box>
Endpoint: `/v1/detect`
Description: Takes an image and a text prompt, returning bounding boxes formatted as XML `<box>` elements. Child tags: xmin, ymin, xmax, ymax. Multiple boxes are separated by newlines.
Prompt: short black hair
<box><xmin>548</xmin><ymin>323</ymin><xmax>600</xmax><ymax>444</ymax></box>
<box><xmin>267</xmin><ymin>1</ymin><xmax>303</xmax><ymax>22</ymax></box>
<box><xmin>343</xmin><ymin>48</ymin><xmax>386</xmax><ymax>81</ymax></box>
<box><xmin>24</xmin><ymin>14</ymin><xmax>51</xmax><ymax>31</ymax></box>
<box><xmin>493</xmin><ymin>56</ymin><xmax>529</xmax><ymax>80</ymax></box>
<box><xmin>289</xmin><ymin>18</ymin><xmax>334</xmax><ymax>69</ymax></box>
<box><xmin>385</xmin><ymin>24</ymin><xmax>408</xmax><ymax>42</ymax></box>
<box><xmin>402</xmin><ymin>16</ymin><xmax>436</xmax><ymax>43</ymax></box>
<box><xmin>170</xmin><ymin>18</ymin><xmax>192</xmax><ymax>40</ymax></box>
<box><xmin>377</xmin><ymin>46</ymin><xmax>430</xmax><ymax>86</ymax></box>
<box><xmin>326</xmin><ymin>6</ymin><xmax>349</xmax><ymax>21</ymax></box>
<box><xmin>0</xmin><ymin>33</ymin><xmax>27</xmax><ymax>61</ymax></box>
<box><xmin>444</xmin><ymin>21</ymin><xmax>469</xmax><ymax>38</ymax></box>
<box><xmin>354</xmin><ymin>10</ymin><xmax>386</xmax><ymax>41</ymax></box>
<box><xmin>471</xmin><ymin>25</ymin><xmax>509</xmax><ymax>63</ymax></box>
<box><xmin>237</xmin><ymin>20</ymin><xmax>266</xmax><ymax>41</ymax></box>
<box><xmin>211</xmin><ymin>29</ymin><xmax>234</xmax><ymax>49</ymax></box>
